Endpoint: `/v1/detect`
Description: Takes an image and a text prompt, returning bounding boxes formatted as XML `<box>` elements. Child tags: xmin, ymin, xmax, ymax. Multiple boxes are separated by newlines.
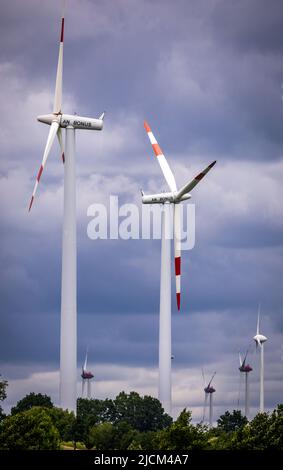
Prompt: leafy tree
<box><xmin>230</xmin><ymin>412</ymin><xmax>270</xmax><ymax>450</ymax></box>
<box><xmin>0</xmin><ymin>376</ymin><xmax>8</xmax><ymax>402</ymax></box>
<box><xmin>128</xmin><ymin>430</ymin><xmax>161</xmax><ymax>450</ymax></box>
<box><xmin>0</xmin><ymin>376</ymin><xmax>8</xmax><ymax>422</ymax></box>
<box><xmin>206</xmin><ymin>428</ymin><xmax>236</xmax><ymax>450</ymax></box>
<box><xmin>0</xmin><ymin>407</ymin><xmax>60</xmax><ymax>450</ymax></box>
<box><xmin>11</xmin><ymin>392</ymin><xmax>53</xmax><ymax>415</ymax></box>
<box><xmin>114</xmin><ymin>391</ymin><xmax>172</xmax><ymax>431</ymax></box>
<box><xmin>154</xmin><ymin>409</ymin><xmax>208</xmax><ymax>450</ymax></box>
<box><xmin>76</xmin><ymin>393</ymin><xmax>171</xmax><ymax>448</ymax></box>
<box><xmin>76</xmin><ymin>398</ymin><xmax>116</xmax><ymax>448</ymax></box>
<box><xmin>230</xmin><ymin>407</ymin><xmax>283</xmax><ymax>451</ymax></box>
<box><xmin>77</xmin><ymin>397</ymin><xmax>116</xmax><ymax>427</ymax></box>
<box><xmin>89</xmin><ymin>422</ymin><xmax>115</xmax><ymax>450</ymax></box>
<box><xmin>268</xmin><ymin>404</ymin><xmax>283</xmax><ymax>450</ymax></box>
<box><xmin>46</xmin><ymin>407</ymin><xmax>76</xmax><ymax>442</ymax></box>
<box><xmin>112</xmin><ymin>421</ymin><xmax>138</xmax><ymax>450</ymax></box>
<box><xmin>217</xmin><ymin>410</ymin><xmax>248</xmax><ymax>433</ymax></box>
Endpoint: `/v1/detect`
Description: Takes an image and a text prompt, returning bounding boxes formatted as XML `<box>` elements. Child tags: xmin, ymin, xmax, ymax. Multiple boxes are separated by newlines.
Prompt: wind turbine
<box><xmin>253</xmin><ymin>305</ymin><xmax>267</xmax><ymax>413</ymax></box>
<box><xmin>81</xmin><ymin>350</ymin><xmax>94</xmax><ymax>399</ymax></box>
<box><xmin>142</xmin><ymin>121</ymin><xmax>216</xmax><ymax>414</ymax></box>
<box><xmin>29</xmin><ymin>11</ymin><xmax>104</xmax><ymax>413</ymax></box>
<box><xmin>203</xmin><ymin>371</ymin><xmax>216</xmax><ymax>428</ymax></box>
<box><xmin>239</xmin><ymin>349</ymin><xmax>252</xmax><ymax>419</ymax></box>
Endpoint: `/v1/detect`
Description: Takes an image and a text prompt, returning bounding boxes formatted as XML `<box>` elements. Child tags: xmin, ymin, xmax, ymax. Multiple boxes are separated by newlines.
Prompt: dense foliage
<box><xmin>0</xmin><ymin>382</ymin><xmax>282</xmax><ymax>450</ymax></box>
<box><xmin>0</xmin><ymin>408</ymin><xmax>60</xmax><ymax>450</ymax></box>
<box><xmin>0</xmin><ymin>376</ymin><xmax>8</xmax><ymax>423</ymax></box>
<box><xmin>11</xmin><ymin>392</ymin><xmax>53</xmax><ymax>415</ymax></box>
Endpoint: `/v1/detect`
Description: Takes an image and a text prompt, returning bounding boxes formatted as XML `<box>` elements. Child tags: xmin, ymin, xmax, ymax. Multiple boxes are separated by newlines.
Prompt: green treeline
<box><xmin>0</xmin><ymin>382</ymin><xmax>282</xmax><ymax>450</ymax></box>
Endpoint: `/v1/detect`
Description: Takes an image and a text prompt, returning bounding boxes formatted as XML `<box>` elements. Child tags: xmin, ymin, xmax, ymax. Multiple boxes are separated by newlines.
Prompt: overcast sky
<box><xmin>0</xmin><ymin>0</ymin><xmax>283</xmax><ymax>422</ymax></box>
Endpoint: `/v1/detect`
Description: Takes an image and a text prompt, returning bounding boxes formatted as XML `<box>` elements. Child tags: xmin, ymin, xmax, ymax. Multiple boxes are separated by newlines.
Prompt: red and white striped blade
<box><xmin>176</xmin><ymin>160</ymin><xmax>216</xmax><ymax>201</ymax></box>
<box><xmin>28</xmin><ymin>121</ymin><xmax>59</xmax><ymax>211</ymax></box>
<box><xmin>144</xmin><ymin>121</ymin><xmax>177</xmax><ymax>193</ymax></box>
<box><xmin>174</xmin><ymin>203</ymin><xmax>181</xmax><ymax>310</ymax></box>
<box><xmin>53</xmin><ymin>16</ymin><xmax>64</xmax><ymax>114</ymax></box>
<box><xmin>57</xmin><ymin>127</ymin><xmax>65</xmax><ymax>163</ymax></box>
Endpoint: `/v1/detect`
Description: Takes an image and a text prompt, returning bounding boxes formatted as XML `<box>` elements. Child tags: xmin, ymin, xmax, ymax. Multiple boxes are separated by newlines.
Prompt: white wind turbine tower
<box><xmin>253</xmin><ymin>305</ymin><xmax>267</xmax><ymax>413</ymax></box>
<box><xmin>239</xmin><ymin>349</ymin><xmax>253</xmax><ymax>419</ymax></box>
<box><xmin>202</xmin><ymin>371</ymin><xmax>216</xmax><ymax>428</ymax></box>
<box><xmin>81</xmin><ymin>350</ymin><xmax>94</xmax><ymax>399</ymax></box>
<box><xmin>142</xmin><ymin>121</ymin><xmax>216</xmax><ymax>415</ymax></box>
<box><xmin>29</xmin><ymin>11</ymin><xmax>104</xmax><ymax>413</ymax></box>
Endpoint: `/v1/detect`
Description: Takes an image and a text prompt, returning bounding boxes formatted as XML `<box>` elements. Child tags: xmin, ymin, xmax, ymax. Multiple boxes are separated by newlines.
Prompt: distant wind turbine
<box><xmin>202</xmin><ymin>371</ymin><xmax>216</xmax><ymax>428</ymax></box>
<box><xmin>81</xmin><ymin>350</ymin><xmax>94</xmax><ymax>399</ymax></box>
<box><xmin>29</xmin><ymin>9</ymin><xmax>104</xmax><ymax>413</ymax></box>
<box><xmin>142</xmin><ymin>121</ymin><xmax>216</xmax><ymax>414</ymax></box>
<box><xmin>239</xmin><ymin>349</ymin><xmax>253</xmax><ymax>419</ymax></box>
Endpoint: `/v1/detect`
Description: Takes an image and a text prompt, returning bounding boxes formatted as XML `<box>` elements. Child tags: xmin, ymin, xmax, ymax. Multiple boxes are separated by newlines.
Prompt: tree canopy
<box><xmin>153</xmin><ymin>409</ymin><xmax>208</xmax><ymax>450</ymax></box>
<box><xmin>0</xmin><ymin>376</ymin><xmax>8</xmax><ymax>422</ymax></box>
<box><xmin>0</xmin><ymin>407</ymin><xmax>60</xmax><ymax>450</ymax></box>
<box><xmin>11</xmin><ymin>392</ymin><xmax>53</xmax><ymax>415</ymax></box>
<box><xmin>217</xmin><ymin>410</ymin><xmax>248</xmax><ymax>433</ymax></box>
<box><xmin>2</xmin><ymin>386</ymin><xmax>283</xmax><ymax>451</ymax></box>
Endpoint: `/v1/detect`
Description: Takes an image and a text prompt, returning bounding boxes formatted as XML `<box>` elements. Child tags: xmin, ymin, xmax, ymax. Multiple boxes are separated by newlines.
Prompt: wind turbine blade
<box><xmin>83</xmin><ymin>350</ymin><xmax>88</xmax><ymax>371</ymax></box>
<box><xmin>28</xmin><ymin>121</ymin><xmax>59</xmax><ymax>211</ymax></box>
<box><xmin>201</xmin><ymin>368</ymin><xmax>205</xmax><ymax>386</ymax></box>
<box><xmin>208</xmin><ymin>371</ymin><xmax>216</xmax><ymax>388</ymax></box>
<box><xmin>243</xmin><ymin>348</ymin><xmax>249</xmax><ymax>364</ymax></box>
<box><xmin>57</xmin><ymin>127</ymin><xmax>65</xmax><ymax>163</ymax></box>
<box><xmin>239</xmin><ymin>352</ymin><xmax>243</xmax><ymax>367</ymax></box>
<box><xmin>144</xmin><ymin>121</ymin><xmax>177</xmax><ymax>192</ymax></box>
<box><xmin>257</xmin><ymin>303</ymin><xmax>261</xmax><ymax>335</ymax></box>
<box><xmin>174</xmin><ymin>203</ymin><xmax>181</xmax><ymax>310</ymax></box>
<box><xmin>53</xmin><ymin>16</ymin><xmax>64</xmax><ymax>114</ymax></box>
<box><xmin>175</xmin><ymin>160</ymin><xmax>216</xmax><ymax>201</ymax></box>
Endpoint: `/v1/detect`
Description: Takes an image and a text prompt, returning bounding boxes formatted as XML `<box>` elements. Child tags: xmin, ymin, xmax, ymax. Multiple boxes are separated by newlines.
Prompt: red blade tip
<box><xmin>144</xmin><ymin>121</ymin><xmax>151</xmax><ymax>133</ymax></box>
<box><xmin>60</xmin><ymin>17</ymin><xmax>65</xmax><ymax>43</ymax></box>
<box><xmin>176</xmin><ymin>293</ymin><xmax>180</xmax><ymax>310</ymax></box>
<box><xmin>28</xmin><ymin>196</ymin><xmax>34</xmax><ymax>212</ymax></box>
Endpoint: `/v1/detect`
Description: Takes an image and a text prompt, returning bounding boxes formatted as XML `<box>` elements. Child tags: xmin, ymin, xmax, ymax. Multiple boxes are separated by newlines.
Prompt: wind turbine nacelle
<box><xmin>60</xmin><ymin>114</ymin><xmax>103</xmax><ymax>130</ymax></box>
<box><xmin>142</xmin><ymin>192</ymin><xmax>191</xmax><ymax>204</ymax></box>
<box><xmin>37</xmin><ymin>113</ymin><xmax>103</xmax><ymax>130</ymax></box>
<box><xmin>253</xmin><ymin>334</ymin><xmax>267</xmax><ymax>345</ymax></box>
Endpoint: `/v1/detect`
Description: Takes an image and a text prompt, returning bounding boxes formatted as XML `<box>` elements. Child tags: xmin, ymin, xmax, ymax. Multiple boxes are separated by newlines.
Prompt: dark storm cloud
<box><xmin>211</xmin><ymin>0</ymin><xmax>283</xmax><ymax>55</ymax></box>
<box><xmin>0</xmin><ymin>0</ymin><xmax>282</xmax><ymax>416</ymax></box>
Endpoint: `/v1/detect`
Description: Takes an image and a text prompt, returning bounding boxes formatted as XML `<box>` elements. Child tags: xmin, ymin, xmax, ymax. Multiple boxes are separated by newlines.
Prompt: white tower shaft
<box><xmin>209</xmin><ymin>393</ymin><xmax>213</xmax><ymax>428</ymax></box>
<box><xmin>260</xmin><ymin>344</ymin><xmax>264</xmax><ymax>413</ymax></box>
<box><xmin>245</xmin><ymin>372</ymin><xmax>249</xmax><ymax>419</ymax></box>
<box><xmin>87</xmin><ymin>380</ymin><xmax>91</xmax><ymax>399</ymax></box>
<box><xmin>158</xmin><ymin>203</ymin><xmax>172</xmax><ymax>415</ymax></box>
<box><xmin>60</xmin><ymin>126</ymin><xmax>77</xmax><ymax>413</ymax></box>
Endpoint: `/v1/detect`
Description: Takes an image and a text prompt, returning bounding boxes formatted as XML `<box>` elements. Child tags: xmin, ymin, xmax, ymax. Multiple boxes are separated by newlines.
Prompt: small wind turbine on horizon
<box><xmin>81</xmin><ymin>350</ymin><xmax>94</xmax><ymax>399</ymax></box>
<box><xmin>202</xmin><ymin>371</ymin><xmax>216</xmax><ymax>428</ymax></box>
<box><xmin>253</xmin><ymin>305</ymin><xmax>267</xmax><ymax>413</ymax></box>
<box><xmin>29</xmin><ymin>9</ymin><xmax>104</xmax><ymax>413</ymax></box>
<box><xmin>142</xmin><ymin>121</ymin><xmax>216</xmax><ymax>415</ymax></box>
<box><xmin>239</xmin><ymin>348</ymin><xmax>253</xmax><ymax>419</ymax></box>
